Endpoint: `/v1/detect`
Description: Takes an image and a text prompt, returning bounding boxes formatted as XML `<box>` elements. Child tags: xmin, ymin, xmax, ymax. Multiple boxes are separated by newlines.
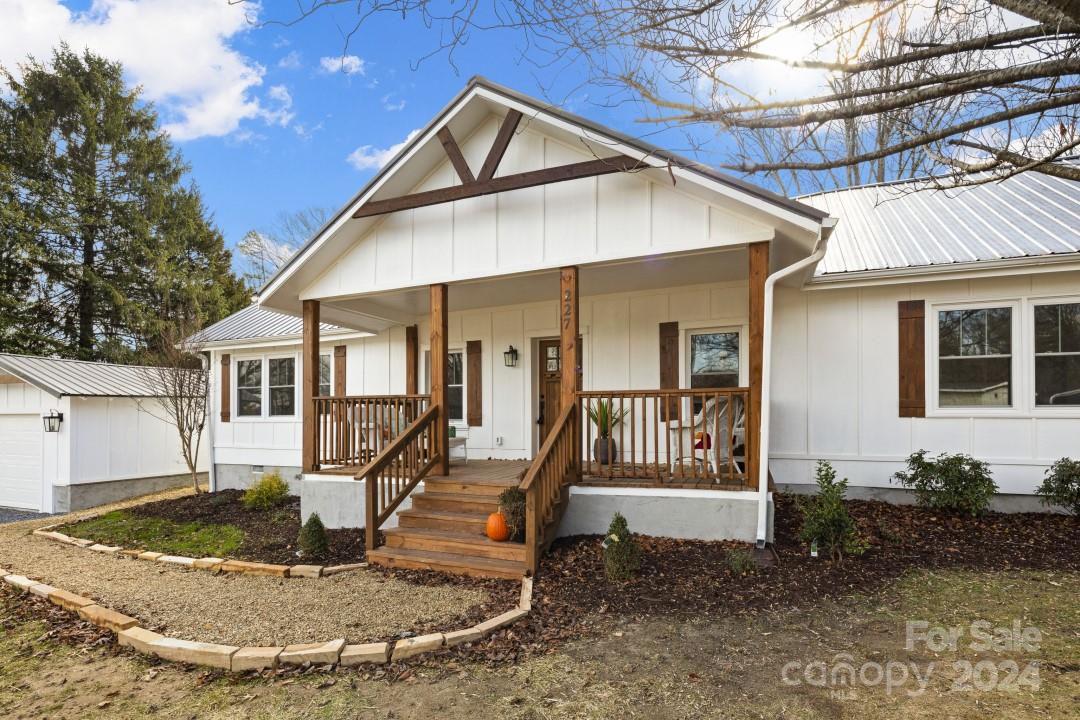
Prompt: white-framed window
<box><xmin>447</xmin><ymin>350</ymin><xmax>465</xmax><ymax>423</ymax></box>
<box><xmin>268</xmin><ymin>356</ymin><xmax>296</xmax><ymax>416</ymax></box>
<box><xmin>930</xmin><ymin>300</ymin><xmax>1020</xmax><ymax>414</ymax></box>
<box><xmin>319</xmin><ymin>353</ymin><xmax>332</xmax><ymax>397</ymax></box>
<box><xmin>1033</xmin><ymin>300</ymin><xmax>1080</xmax><ymax>407</ymax></box>
<box><xmin>685</xmin><ymin>327</ymin><xmax>743</xmax><ymax>414</ymax></box>
<box><xmin>236</xmin><ymin>358</ymin><xmax>263</xmax><ymax>417</ymax></box>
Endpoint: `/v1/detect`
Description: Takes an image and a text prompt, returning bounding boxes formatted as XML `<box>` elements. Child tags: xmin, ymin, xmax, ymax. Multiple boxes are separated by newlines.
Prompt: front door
<box><xmin>537</xmin><ymin>339</ymin><xmax>562</xmax><ymax>443</ymax></box>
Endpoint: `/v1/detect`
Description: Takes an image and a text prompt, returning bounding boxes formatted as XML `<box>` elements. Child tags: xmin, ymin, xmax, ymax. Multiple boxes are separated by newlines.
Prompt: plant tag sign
<box><xmin>810</xmin><ymin>540</ymin><xmax>819</xmax><ymax>558</ymax></box>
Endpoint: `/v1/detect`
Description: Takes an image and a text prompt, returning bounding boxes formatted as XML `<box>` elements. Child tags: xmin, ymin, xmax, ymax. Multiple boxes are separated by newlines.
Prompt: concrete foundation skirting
<box><xmin>558</xmin><ymin>486</ymin><xmax>772</xmax><ymax>544</ymax></box>
<box><xmin>214</xmin><ymin>464</ymin><xmax>303</xmax><ymax>493</ymax></box>
<box><xmin>53</xmin><ymin>473</ymin><xmax>206</xmax><ymax>513</ymax></box>
<box><xmin>776</xmin><ymin>483</ymin><xmax>1062</xmax><ymax>514</ymax></box>
<box><xmin>299</xmin><ymin>475</ymin><xmax>418</xmax><ymax>529</ymax></box>
<box><xmin>2</xmin><ymin>563</ymin><xmax>532</xmax><ymax>672</ymax></box>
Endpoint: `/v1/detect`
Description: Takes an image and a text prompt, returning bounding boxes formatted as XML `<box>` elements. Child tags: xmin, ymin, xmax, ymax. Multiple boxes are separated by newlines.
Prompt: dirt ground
<box><xmin>3</xmin><ymin>568</ymin><xmax>1077</xmax><ymax>719</ymax></box>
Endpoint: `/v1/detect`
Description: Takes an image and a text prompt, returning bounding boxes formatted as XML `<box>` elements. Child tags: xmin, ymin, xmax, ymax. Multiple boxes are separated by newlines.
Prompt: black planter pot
<box><xmin>593</xmin><ymin>437</ymin><xmax>618</xmax><ymax>465</ymax></box>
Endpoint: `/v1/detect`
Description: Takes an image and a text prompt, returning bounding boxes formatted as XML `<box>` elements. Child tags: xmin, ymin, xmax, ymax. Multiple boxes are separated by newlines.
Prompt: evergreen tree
<box><xmin>0</xmin><ymin>45</ymin><xmax>247</xmax><ymax>362</ymax></box>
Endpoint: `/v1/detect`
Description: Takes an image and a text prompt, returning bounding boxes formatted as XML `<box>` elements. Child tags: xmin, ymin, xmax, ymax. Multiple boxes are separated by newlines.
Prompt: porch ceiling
<box><xmin>319</xmin><ymin>247</ymin><xmax>750</xmax><ymax>332</ymax></box>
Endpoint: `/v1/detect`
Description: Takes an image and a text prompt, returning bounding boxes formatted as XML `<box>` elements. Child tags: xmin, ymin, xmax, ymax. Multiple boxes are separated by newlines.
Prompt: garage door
<box><xmin>0</xmin><ymin>414</ymin><xmax>42</xmax><ymax>511</ymax></box>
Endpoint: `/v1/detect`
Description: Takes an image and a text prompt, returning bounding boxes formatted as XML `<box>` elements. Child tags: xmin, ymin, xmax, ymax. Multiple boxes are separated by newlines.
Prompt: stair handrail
<box><xmin>358</xmin><ymin>404</ymin><xmax>441</xmax><ymax>550</ymax></box>
<box><xmin>519</xmin><ymin>402</ymin><xmax>577</xmax><ymax>574</ymax></box>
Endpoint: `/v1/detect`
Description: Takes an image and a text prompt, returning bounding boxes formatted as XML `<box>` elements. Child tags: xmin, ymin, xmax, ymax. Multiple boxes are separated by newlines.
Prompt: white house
<box><xmin>196</xmin><ymin>78</ymin><xmax>1080</xmax><ymax>578</ymax></box>
<box><xmin>0</xmin><ymin>354</ymin><xmax>207</xmax><ymax>513</ymax></box>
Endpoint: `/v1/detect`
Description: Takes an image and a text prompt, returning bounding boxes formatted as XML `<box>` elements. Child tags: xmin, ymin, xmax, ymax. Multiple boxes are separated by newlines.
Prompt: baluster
<box><xmin>629</xmin><ymin>395</ymin><xmax>636</xmax><ymax>479</ymax></box>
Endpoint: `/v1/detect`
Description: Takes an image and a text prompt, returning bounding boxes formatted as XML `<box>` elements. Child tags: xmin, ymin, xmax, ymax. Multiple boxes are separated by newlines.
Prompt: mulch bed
<box><xmin>403</xmin><ymin>495</ymin><xmax>1080</xmax><ymax>667</ymax></box>
<box><xmin>121</xmin><ymin>490</ymin><xmax>367</xmax><ymax>566</ymax></box>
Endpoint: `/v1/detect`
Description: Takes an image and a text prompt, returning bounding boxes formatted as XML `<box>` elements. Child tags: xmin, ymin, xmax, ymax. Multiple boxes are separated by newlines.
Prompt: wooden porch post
<box><xmin>302</xmin><ymin>299</ymin><xmax>320</xmax><ymax>473</ymax></box>
<box><xmin>430</xmin><ymin>284</ymin><xmax>450</xmax><ymax>476</ymax></box>
<box><xmin>560</xmin><ymin>266</ymin><xmax>580</xmax><ymax>479</ymax></box>
<box><xmin>747</xmin><ymin>242</ymin><xmax>769</xmax><ymax>490</ymax></box>
<box><xmin>405</xmin><ymin>324</ymin><xmax>419</xmax><ymax>396</ymax></box>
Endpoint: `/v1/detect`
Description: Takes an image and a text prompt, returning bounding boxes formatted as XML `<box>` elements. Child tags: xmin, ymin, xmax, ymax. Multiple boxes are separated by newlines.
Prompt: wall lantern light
<box><xmin>42</xmin><ymin>409</ymin><xmax>64</xmax><ymax>433</ymax></box>
<box><xmin>503</xmin><ymin>345</ymin><xmax>519</xmax><ymax>368</ymax></box>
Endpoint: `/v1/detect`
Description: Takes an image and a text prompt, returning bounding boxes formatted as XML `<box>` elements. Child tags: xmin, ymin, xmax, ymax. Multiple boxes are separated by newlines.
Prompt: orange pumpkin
<box><xmin>485</xmin><ymin>511</ymin><xmax>510</xmax><ymax>542</ymax></box>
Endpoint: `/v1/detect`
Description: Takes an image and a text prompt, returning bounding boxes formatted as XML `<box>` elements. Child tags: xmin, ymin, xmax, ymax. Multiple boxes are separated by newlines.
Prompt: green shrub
<box><xmin>498</xmin><ymin>487</ymin><xmax>526</xmax><ymax>542</ymax></box>
<box><xmin>1036</xmin><ymin>458</ymin><xmax>1080</xmax><ymax>515</ymax></box>
<box><xmin>298</xmin><ymin>512</ymin><xmax>329</xmax><ymax>559</ymax></box>
<box><xmin>602</xmin><ymin>512</ymin><xmax>641</xmax><ymax>582</ymax></box>
<box><xmin>891</xmin><ymin>450</ymin><xmax>997</xmax><ymax>516</ymax></box>
<box><xmin>725</xmin><ymin>547</ymin><xmax>757</xmax><ymax>575</ymax></box>
<box><xmin>242</xmin><ymin>471</ymin><xmax>290</xmax><ymax>511</ymax></box>
<box><xmin>799</xmin><ymin>461</ymin><xmax>866</xmax><ymax>563</ymax></box>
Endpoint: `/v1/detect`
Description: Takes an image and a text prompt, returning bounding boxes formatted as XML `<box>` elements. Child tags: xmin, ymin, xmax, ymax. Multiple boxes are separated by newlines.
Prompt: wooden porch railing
<box><xmin>361</xmin><ymin>404</ymin><xmax>441</xmax><ymax>550</ymax></box>
<box><xmin>577</xmin><ymin>388</ymin><xmax>750</xmax><ymax>486</ymax></box>
<box><xmin>313</xmin><ymin>394</ymin><xmax>430</xmax><ymax>470</ymax></box>
<box><xmin>520</xmin><ymin>402</ymin><xmax>578</xmax><ymax>574</ymax></box>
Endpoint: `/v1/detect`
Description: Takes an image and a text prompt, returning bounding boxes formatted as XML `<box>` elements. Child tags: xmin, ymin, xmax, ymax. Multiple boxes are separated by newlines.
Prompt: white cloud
<box><xmin>347</xmin><ymin>129</ymin><xmax>421</xmax><ymax>171</ymax></box>
<box><xmin>0</xmin><ymin>0</ymin><xmax>284</xmax><ymax>141</ymax></box>
<box><xmin>277</xmin><ymin>50</ymin><xmax>302</xmax><ymax>70</ymax></box>
<box><xmin>259</xmin><ymin>84</ymin><xmax>294</xmax><ymax>127</ymax></box>
<box><xmin>319</xmin><ymin>54</ymin><xmax>365</xmax><ymax>76</ymax></box>
<box><xmin>381</xmin><ymin>94</ymin><xmax>406</xmax><ymax>112</ymax></box>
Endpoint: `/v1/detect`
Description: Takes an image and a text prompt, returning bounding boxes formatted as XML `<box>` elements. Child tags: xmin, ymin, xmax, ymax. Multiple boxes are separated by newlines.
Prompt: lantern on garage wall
<box><xmin>42</xmin><ymin>409</ymin><xmax>64</xmax><ymax>433</ymax></box>
<box><xmin>503</xmin><ymin>345</ymin><xmax>519</xmax><ymax>368</ymax></box>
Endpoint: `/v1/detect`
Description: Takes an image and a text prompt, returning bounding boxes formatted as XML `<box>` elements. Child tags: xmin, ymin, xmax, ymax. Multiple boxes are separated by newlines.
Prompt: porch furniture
<box><xmin>667</xmin><ymin>396</ymin><xmax>745</xmax><ymax>479</ymax></box>
<box><xmin>449</xmin><ymin>435</ymin><xmax>468</xmax><ymax>464</ymax></box>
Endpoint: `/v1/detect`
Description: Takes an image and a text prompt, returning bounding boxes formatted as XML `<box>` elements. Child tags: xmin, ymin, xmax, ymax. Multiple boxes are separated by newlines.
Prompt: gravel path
<box><xmin>0</xmin><ymin>490</ymin><xmax>489</xmax><ymax>647</ymax></box>
<box><xmin>0</xmin><ymin>507</ymin><xmax>45</xmax><ymax>524</ymax></box>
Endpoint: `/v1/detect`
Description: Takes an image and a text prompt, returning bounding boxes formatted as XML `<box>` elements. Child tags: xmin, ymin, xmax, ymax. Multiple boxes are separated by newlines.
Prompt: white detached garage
<box><xmin>0</xmin><ymin>353</ymin><xmax>206</xmax><ymax>513</ymax></box>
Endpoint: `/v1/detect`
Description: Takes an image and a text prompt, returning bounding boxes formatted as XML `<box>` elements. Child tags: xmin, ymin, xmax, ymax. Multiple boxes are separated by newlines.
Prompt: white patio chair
<box><xmin>668</xmin><ymin>396</ymin><xmax>745</xmax><ymax>479</ymax></box>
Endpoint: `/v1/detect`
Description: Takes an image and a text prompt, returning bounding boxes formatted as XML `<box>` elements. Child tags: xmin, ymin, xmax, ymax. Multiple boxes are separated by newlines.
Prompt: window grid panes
<box><xmin>447</xmin><ymin>351</ymin><xmax>464</xmax><ymax>421</ymax></box>
<box><xmin>689</xmin><ymin>330</ymin><xmax>740</xmax><ymax>414</ymax></box>
<box><xmin>319</xmin><ymin>354</ymin><xmax>331</xmax><ymax>397</ymax></box>
<box><xmin>938</xmin><ymin>307</ymin><xmax>1012</xmax><ymax>407</ymax></box>
<box><xmin>1034</xmin><ymin>302</ymin><xmax>1080</xmax><ymax>406</ymax></box>
<box><xmin>268</xmin><ymin>357</ymin><xmax>296</xmax><ymax>416</ymax></box>
<box><xmin>236</xmin><ymin>359</ymin><xmax>262</xmax><ymax>417</ymax></box>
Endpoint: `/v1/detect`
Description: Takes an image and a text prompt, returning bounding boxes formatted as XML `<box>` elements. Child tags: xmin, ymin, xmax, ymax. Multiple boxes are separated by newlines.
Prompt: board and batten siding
<box><xmin>769</xmin><ymin>270</ymin><xmax>1080</xmax><ymax>495</ymax></box>
<box><xmin>213</xmin><ymin>279</ymin><xmax>752</xmax><ymax>466</ymax></box>
<box><xmin>301</xmin><ymin>115</ymin><xmax>773</xmax><ymax>301</ymax></box>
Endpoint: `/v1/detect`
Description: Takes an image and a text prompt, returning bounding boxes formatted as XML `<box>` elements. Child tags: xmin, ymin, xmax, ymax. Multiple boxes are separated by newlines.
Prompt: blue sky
<box><xmin>0</xmin><ymin>1</ymin><xmax>725</xmax><ymax>266</ymax></box>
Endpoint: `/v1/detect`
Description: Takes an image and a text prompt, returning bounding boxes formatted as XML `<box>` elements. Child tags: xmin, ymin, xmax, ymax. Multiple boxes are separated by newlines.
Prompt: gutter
<box><xmin>756</xmin><ymin>218</ymin><xmax>837</xmax><ymax>547</ymax></box>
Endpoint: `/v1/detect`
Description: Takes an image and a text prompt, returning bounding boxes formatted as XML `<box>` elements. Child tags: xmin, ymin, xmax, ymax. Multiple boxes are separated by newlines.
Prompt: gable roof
<box><xmin>194</xmin><ymin>304</ymin><xmax>350</xmax><ymax>346</ymax></box>
<box><xmin>257</xmin><ymin>76</ymin><xmax>832</xmax><ymax>315</ymax></box>
<box><xmin>0</xmin><ymin>353</ymin><xmax>164</xmax><ymax>398</ymax></box>
<box><xmin>800</xmin><ymin>168</ymin><xmax>1080</xmax><ymax>278</ymax></box>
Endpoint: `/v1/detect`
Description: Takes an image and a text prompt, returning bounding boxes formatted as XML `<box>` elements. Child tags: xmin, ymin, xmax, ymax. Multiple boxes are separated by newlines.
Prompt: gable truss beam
<box><xmin>478</xmin><ymin>109</ymin><xmax>522</xmax><ymax>181</ymax></box>
<box><xmin>436</xmin><ymin>127</ymin><xmax>474</xmax><ymax>184</ymax></box>
<box><xmin>353</xmin><ymin>154</ymin><xmax>644</xmax><ymax>219</ymax></box>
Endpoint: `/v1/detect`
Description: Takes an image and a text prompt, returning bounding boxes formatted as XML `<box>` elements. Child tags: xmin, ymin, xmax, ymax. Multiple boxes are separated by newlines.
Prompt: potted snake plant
<box><xmin>588</xmin><ymin>400</ymin><xmax>628</xmax><ymax>465</ymax></box>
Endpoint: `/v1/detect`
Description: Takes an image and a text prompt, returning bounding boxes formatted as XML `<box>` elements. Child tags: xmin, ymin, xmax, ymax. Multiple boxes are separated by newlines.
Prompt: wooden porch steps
<box><xmin>366</xmin><ymin>460</ymin><xmax>529</xmax><ymax>580</ymax></box>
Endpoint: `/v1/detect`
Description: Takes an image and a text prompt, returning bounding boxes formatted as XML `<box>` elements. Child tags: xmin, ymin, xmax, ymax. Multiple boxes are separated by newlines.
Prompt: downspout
<box><xmin>204</xmin><ymin>351</ymin><xmax>217</xmax><ymax>493</ymax></box>
<box><xmin>756</xmin><ymin>218</ymin><xmax>837</xmax><ymax>547</ymax></box>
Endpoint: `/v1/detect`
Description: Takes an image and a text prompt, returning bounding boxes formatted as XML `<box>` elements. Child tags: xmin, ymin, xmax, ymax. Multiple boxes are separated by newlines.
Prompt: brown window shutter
<box><xmin>898</xmin><ymin>300</ymin><xmax>926</xmax><ymax>417</ymax></box>
<box><xmin>466</xmin><ymin>340</ymin><xmax>482</xmax><ymax>426</ymax></box>
<box><xmin>219</xmin><ymin>353</ymin><xmax>231</xmax><ymax>422</ymax></box>
<box><xmin>333</xmin><ymin>345</ymin><xmax>346</xmax><ymax>396</ymax></box>
<box><xmin>405</xmin><ymin>325</ymin><xmax>418</xmax><ymax>395</ymax></box>
<box><xmin>659</xmin><ymin>321</ymin><xmax>679</xmax><ymax>420</ymax></box>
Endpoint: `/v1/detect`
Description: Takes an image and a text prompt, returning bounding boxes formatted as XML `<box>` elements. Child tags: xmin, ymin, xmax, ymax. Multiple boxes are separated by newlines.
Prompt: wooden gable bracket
<box><xmin>354</xmin><ymin>110</ymin><xmax>646</xmax><ymax>219</ymax></box>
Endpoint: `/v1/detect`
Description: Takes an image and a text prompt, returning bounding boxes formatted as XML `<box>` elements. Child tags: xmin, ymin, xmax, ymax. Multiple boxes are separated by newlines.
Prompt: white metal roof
<box><xmin>0</xmin><ymin>353</ymin><xmax>164</xmax><ymax>398</ymax></box>
<box><xmin>800</xmin><ymin>169</ymin><xmax>1080</xmax><ymax>277</ymax></box>
<box><xmin>194</xmin><ymin>303</ymin><xmax>347</xmax><ymax>345</ymax></box>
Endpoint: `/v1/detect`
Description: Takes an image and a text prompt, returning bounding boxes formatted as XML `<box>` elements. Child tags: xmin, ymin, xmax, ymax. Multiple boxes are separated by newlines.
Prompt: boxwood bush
<box><xmin>799</xmin><ymin>461</ymin><xmax>865</xmax><ymax>563</ymax></box>
<box><xmin>892</xmin><ymin>450</ymin><xmax>997</xmax><ymax>516</ymax></box>
<box><xmin>1036</xmin><ymin>458</ymin><xmax>1080</xmax><ymax>515</ymax></box>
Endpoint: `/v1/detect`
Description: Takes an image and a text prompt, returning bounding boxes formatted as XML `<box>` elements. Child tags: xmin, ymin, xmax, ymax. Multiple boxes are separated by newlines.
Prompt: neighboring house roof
<box><xmin>801</xmin><ymin>168</ymin><xmax>1080</xmax><ymax>277</ymax></box>
<box><xmin>0</xmin><ymin>353</ymin><xmax>163</xmax><ymax>398</ymax></box>
<box><xmin>194</xmin><ymin>304</ymin><xmax>348</xmax><ymax>346</ymax></box>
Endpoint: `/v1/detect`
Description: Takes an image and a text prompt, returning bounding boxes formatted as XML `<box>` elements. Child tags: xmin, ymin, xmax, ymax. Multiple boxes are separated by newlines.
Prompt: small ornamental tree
<box><xmin>298</xmin><ymin>512</ymin><xmax>330</xmax><ymax>559</ymax></box>
<box><xmin>892</xmin><ymin>450</ymin><xmax>998</xmax><ymax>516</ymax></box>
<box><xmin>799</xmin><ymin>461</ymin><xmax>865</xmax><ymax>563</ymax></box>
<box><xmin>1036</xmin><ymin>458</ymin><xmax>1080</xmax><ymax>515</ymax></box>
<box><xmin>602</xmin><ymin>512</ymin><xmax>641</xmax><ymax>582</ymax></box>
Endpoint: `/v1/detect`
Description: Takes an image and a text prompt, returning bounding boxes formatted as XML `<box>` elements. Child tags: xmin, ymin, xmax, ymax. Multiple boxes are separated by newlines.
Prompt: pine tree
<box><xmin>0</xmin><ymin>45</ymin><xmax>247</xmax><ymax>362</ymax></box>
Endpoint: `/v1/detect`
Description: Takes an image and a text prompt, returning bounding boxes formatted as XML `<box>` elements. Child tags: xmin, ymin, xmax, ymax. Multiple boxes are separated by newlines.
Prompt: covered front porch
<box><xmin>296</xmin><ymin>243</ymin><xmax>771</xmax><ymax>576</ymax></box>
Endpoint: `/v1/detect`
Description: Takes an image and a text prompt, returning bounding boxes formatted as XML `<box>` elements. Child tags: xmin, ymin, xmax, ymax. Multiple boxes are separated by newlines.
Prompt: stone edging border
<box><xmin>1</xmin><ymin>565</ymin><xmax>533</xmax><ymax>672</ymax></box>
<box><xmin>32</xmin><ymin>524</ymin><xmax>363</xmax><ymax>579</ymax></box>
